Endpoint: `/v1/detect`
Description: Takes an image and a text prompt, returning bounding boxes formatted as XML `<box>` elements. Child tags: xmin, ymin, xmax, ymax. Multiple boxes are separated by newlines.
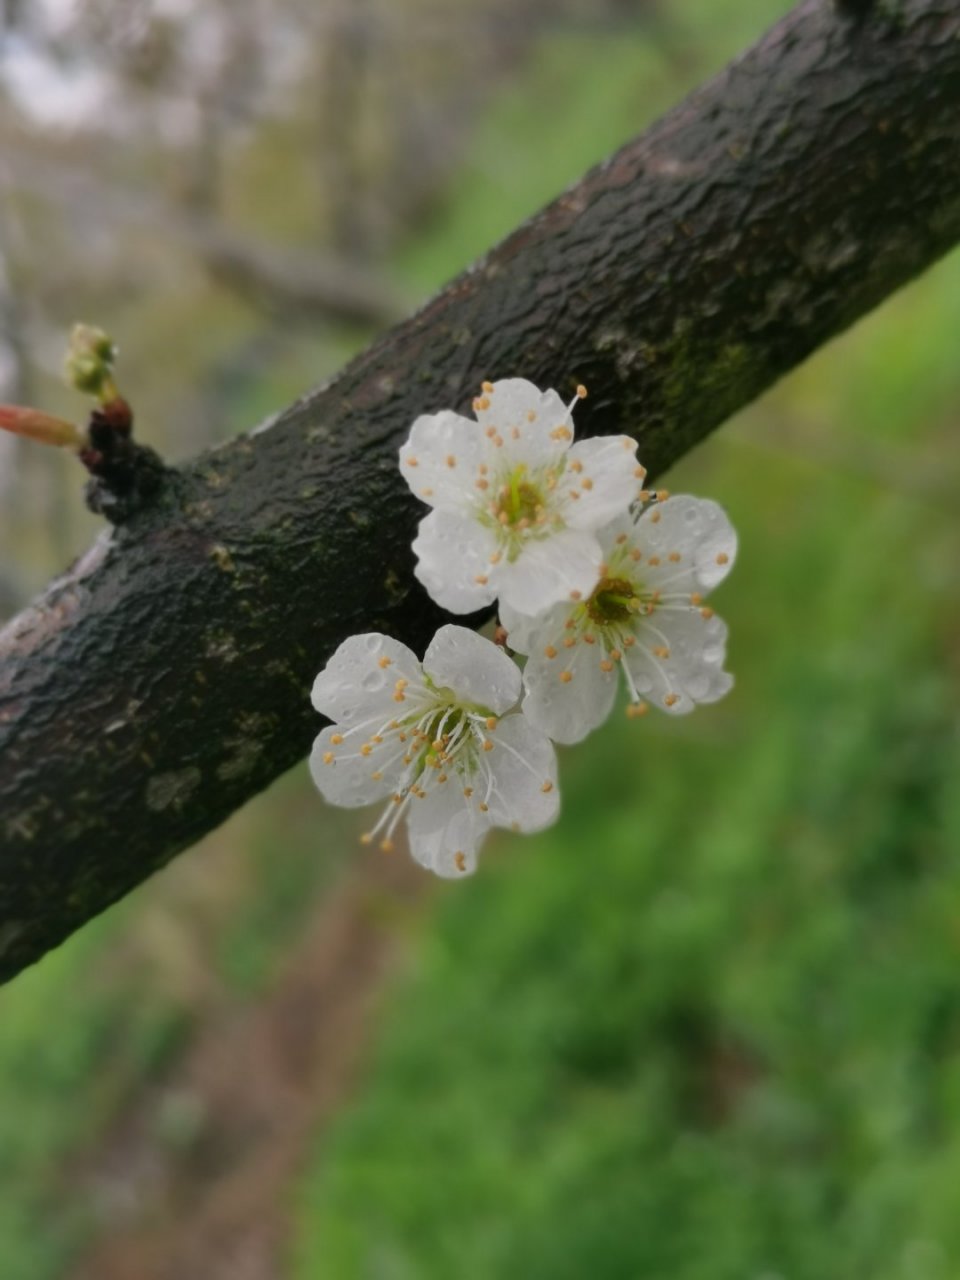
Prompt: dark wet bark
<box><xmin>2</xmin><ymin>0</ymin><xmax>959</xmax><ymax>982</ymax></box>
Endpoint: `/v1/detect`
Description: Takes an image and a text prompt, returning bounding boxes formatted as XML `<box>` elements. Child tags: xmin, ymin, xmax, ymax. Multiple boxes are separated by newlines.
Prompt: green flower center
<box><xmin>586</xmin><ymin>576</ymin><xmax>640</xmax><ymax>625</ymax></box>
<box><xmin>495</xmin><ymin>466</ymin><xmax>544</xmax><ymax>527</ymax></box>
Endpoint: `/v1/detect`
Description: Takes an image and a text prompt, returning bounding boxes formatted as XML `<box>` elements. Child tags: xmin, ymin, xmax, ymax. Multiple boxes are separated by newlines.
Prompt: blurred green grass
<box><xmin>292</xmin><ymin>274</ymin><xmax>960</xmax><ymax>1280</ymax></box>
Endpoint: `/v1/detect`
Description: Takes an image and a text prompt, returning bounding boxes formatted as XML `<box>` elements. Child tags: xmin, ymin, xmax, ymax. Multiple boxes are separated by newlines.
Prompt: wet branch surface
<box><xmin>2</xmin><ymin>0</ymin><xmax>959</xmax><ymax>982</ymax></box>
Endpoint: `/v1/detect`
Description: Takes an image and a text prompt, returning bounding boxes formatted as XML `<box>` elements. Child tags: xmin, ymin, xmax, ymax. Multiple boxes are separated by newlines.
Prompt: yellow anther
<box><xmin>486</xmin><ymin>426</ymin><xmax>498</xmax><ymax>439</ymax></box>
<box><xmin>479</xmin><ymin>463</ymin><xmax>489</xmax><ymax>475</ymax></box>
<box><xmin>550</xmin><ymin>426</ymin><xmax>573</xmax><ymax>441</ymax></box>
<box><xmin>716</xmin><ymin>552</ymin><xmax>729</xmax><ymax>565</ymax></box>
<box><xmin>489</xmin><ymin>551</ymin><xmax>502</xmax><ymax>565</ymax></box>
<box><xmin>475</xmin><ymin>573</ymin><xmax>489</xmax><ymax>585</ymax></box>
<box><xmin>616</xmin><ymin>533</ymin><xmax>628</xmax><ymax>545</ymax></box>
<box><xmin>323</xmin><ymin>751</ymin><xmax>335</xmax><ymax>764</ymax></box>
<box><xmin>570</xmin><ymin>460</ymin><xmax>583</xmax><ymax>473</ymax></box>
<box><xmin>626</xmin><ymin>701</ymin><xmax>650</xmax><ymax>719</ymax></box>
<box><xmin>648</xmin><ymin>555</ymin><xmax>661</xmax><ymax>566</ymax></box>
<box><xmin>664</xmin><ymin>693</ymin><xmax>679</xmax><ymax>707</ymax></box>
<box><xmin>446</xmin><ymin>454</ymin><xmax>457</xmax><ymax>468</ymax></box>
<box><xmin>583</xmin><ymin>633</ymin><xmax>596</xmax><ymax>645</ymax></box>
<box><xmin>656</xmin><ymin>489</ymin><xmax>670</xmax><ymax>502</ymax></box>
<box><xmin>393</xmin><ymin>692</ymin><xmax>406</xmax><ymax>703</ymax></box>
<box><xmin>438</xmin><ymin>773</ymin><xmax>448</xmax><ymax>783</ymax></box>
<box><xmin>380</xmin><ymin>838</ymin><xmax>395</xmax><ymax>853</ymax></box>
<box><xmin>360</xmin><ymin>832</ymin><xmax>373</xmax><ymax>845</ymax></box>
<box><xmin>372</xmin><ymin>735</ymin><xmax>384</xmax><ymax>744</ymax></box>
<box><xmin>378</xmin><ymin>656</ymin><xmax>392</xmax><ymax>669</ymax></box>
<box><xmin>690</xmin><ymin>592</ymin><xmax>703</xmax><ymax>605</ymax></box>
<box><xmin>581</xmin><ymin>477</ymin><xmax>594</xmax><ymax>490</ymax></box>
<box><xmin>701</xmin><ymin>606</ymin><xmax>715</xmax><ymax>620</ymax></box>
<box><xmin>454</xmin><ymin>851</ymin><xmax>467</xmax><ymax>872</ymax></box>
<box><xmin>650</xmin><ymin>511</ymin><xmax>662</xmax><ymax>524</ymax></box>
<box><xmin>669</xmin><ymin>551</ymin><xmax>681</xmax><ymax>562</ymax></box>
<box><xmin>570</xmin><ymin>589</ymin><xmax>582</xmax><ymax>601</ymax></box>
<box><xmin>360</xmin><ymin>743</ymin><xmax>373</xmax><ymax>757</ymax></box>
<box><xmin>610</xmin><ymin>648</ymin><xmax>622</xmax><ymax>661</ymax></box>
<box><xmin>544</xmin><ymin>645</ymin><xmax>558</xmax><ymax>659</ymax></box>
<box><xmin>638</xmin><ymin>490</ymin><xmax>651</xmax><ymax>503</ymax></box>
<box><xmin>485</xmin><ymin>717</ymin><xmax>497</xmax><ymax>730</ymax></box>
<box><xmin>421</xmin><ymin>488</ymin><xmax>434</xmax><ymax>497</ymax></box>
<box><xmin>563</xmin><ymin>636</ymin><xmax>576</xmax><ymax>649</ymax></box>
<box><xmin>568</xmin><ymin>489</ymin><xmax>581</xmax><ymax>500</ymax></box>
<box><xmin>483</xmin><ymin>739</ymin><xmax>494</xmax><ymax>752</ymax></box>
<box><xmin>371</xmin><ymin>771</ymin><xmax>383</xmax><ymax>781</ymax></box>
<box><xmin>653</xmin><ymin>645</ymin><xmax>670</xmax><ymax>659</ymax></box>
<box><xmin>476</xmin><ymin>479</ymin><xmax>489</xmax><ymax>491</ymax></box>
<box><xmin>463</xmin><ymin>786</ymin><xmax>474</xmax><ymax>798</ymax></box>
<box><xmin>541</xmin><ymin>780</ymin><xmax>554</xmax><ymax>793</ymax></box>
<box><xmin>407</xmin><ymin>457</ymin><xmax>418</xmax><ymax>467</ymax></box>
<box><xmin>623</xmin><ymin>635</ymin><xmax>636</xmax><ymax>647</ymax></box>
<box><xmin>482</xmin><ymin>380</ymin><xmax>494</xmax><ymax>393</ymax></box>
<box><xmin>560</xmin><ymin>670</ymin><xmax>573</xmax><ymax>683</ymax></box>
<box><xmin>479</xmin><ymin>802</ymin><xmax>490</xmax><ymax>813</ymax></box>
<box><xmin>526</xmin><ymin>410</ymin><xmax>536</xmax><ymax>422</ymax></box>
<box><xmin>630</xmin><ymin>549</ymin><xmax>642</xmax><ymax>562</ymax></box>
<box><xmin>477</xmin><ymin>396</ymin><xmax>491</xmax><ymax>411</ymax></box>
<box><xmin>600</xmin><ymin>659</ymin><xmax>614</xmax><ymax>673</ymax></box>
<box><xmin>331</xmin><ymin>733</ymin><xmax>344</xmax><ymax>745</ymax></box>
<box><xmin>511</xmin><ymin>426</ymin><xmax>521</xmax><ymax>440</ymax></box>
<box><xmin>564</xmin><ymin>618</ymin><xmax>576</xmax><ymax>629</ymax></box>
<box><xmin>392</xmin><ymin>793</ymin><xmax>404</xmax><ymax>804</ymax></box>
<box><xmin>634</xmin><ymin>466</ymin><xmax>646</xmax><ymax>479</ymax></box>
<box><xmin>576</xmin><ymin>383</ymin><xmax>588</xmax><ymax>399</ymax></box>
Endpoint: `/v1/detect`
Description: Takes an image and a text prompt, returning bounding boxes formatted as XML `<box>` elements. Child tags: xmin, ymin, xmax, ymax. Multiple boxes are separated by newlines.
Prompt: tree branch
<box><xmin>2</xmin><ymin>0</ymin><xmax>959</xmax><ymax>983</ymax></box>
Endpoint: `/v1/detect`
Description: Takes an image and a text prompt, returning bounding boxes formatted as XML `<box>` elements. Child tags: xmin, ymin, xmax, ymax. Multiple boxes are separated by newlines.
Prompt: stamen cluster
<box><xmin>309</xmin><ymin>378</ymin><xmax>737</xmax><ymax>877</ymax></box>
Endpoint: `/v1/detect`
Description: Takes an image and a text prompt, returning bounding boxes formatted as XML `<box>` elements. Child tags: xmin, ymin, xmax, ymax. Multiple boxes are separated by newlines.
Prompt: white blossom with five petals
<box><xmin>401</xmin><ymin>378</ymin><xmax>646</xmax><ymax>617</ymax></box>
<box><xmin>309</xmin><ymin>624</ymin><xmax>559</xmax><ymax>877</ymax></box>
<box><xmin>501</xmin><ymin>495</ymin><xmax>737</xmax><ymax>744</ymax></box>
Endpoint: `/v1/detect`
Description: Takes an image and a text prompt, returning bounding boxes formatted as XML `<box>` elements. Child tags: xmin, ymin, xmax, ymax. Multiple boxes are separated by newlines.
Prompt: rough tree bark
<box><xmin>1</xmin><ymin>0</ymin><xmax>959</xmax><ymax>983</ymax></box>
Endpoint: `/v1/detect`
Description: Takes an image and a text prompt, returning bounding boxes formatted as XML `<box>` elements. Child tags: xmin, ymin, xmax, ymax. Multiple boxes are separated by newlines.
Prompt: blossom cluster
<box><xmin>310</xmin><ymin>378</ymin><xmax>736</xmax><ymax>877</ymax></box>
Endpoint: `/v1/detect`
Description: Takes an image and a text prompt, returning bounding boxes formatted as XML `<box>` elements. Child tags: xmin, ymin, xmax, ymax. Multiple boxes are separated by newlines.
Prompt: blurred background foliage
<box><xmin>1</xmin><ymin>1</ymin><xmax>959</xmax><ymax>1277</ymax></box>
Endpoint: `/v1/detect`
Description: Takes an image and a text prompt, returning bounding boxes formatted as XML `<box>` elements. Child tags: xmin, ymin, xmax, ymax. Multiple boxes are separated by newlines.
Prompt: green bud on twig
<box><xmin>65</xmin><ymin>323</ymin><xmax>120</xmax><ymax>403</ymax></box>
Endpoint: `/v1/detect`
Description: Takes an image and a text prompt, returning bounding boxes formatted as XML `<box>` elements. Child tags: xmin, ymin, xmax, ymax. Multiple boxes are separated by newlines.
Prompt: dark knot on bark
<box><xmin>79</xmin><ymin>398</ymin><xmax>169</xmax><ymax>525</ymax></box>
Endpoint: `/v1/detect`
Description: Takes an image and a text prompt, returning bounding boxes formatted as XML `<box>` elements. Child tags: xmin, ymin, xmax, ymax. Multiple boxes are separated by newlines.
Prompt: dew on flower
<box><xmin>500</xmin><ymin>494</ymin><xmax>737</xmax><ymax>744</ymax></box>
<box><xmin>310</xmin><ymin>625</ymin><xmax>560</xmax><ymax>878</ymax></box>
<box><xmin>400</xmin><ymin>377</ymin><xmax>648</xmax><ymax>617</ymax></box>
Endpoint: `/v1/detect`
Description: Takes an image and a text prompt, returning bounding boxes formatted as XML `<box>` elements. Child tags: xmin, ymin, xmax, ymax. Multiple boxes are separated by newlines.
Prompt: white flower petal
<box><xmin>309</xmin><ymin>724</ymin><xmax>405</xmax><ymax>807</ymax></box>
<box><xmin>310</xmin><ymin>633</ymin><xmax>423</xmax><ymax>723</ymax></box>
<box><xmin>474</xmin><ymin>378</ymin><xmax>573</xmax><ymax>467</ymax></box>
<box><xmin>496</xmin><ymin>528</ymin><xmax>602</xmax><ymax>617</ymax></box>
<box><xmin>634</xmin><ymin>496</ymin><xmax>737</xmax><ymax>594</ymax></box>
<box><xmin>497</xmin><ymin>600</ymin><xmax>569</xmax><ymax>657</ymax></box>
<box><xmin>406</xmin><ymin>776</ymin><xmax>489</xmax><ymax>878</ymax></box>
<box><xmin>423</xmin><ymin>624</ymin><xmax>521</xmax><ymax>714</ymax></box>
<box><xmin>624</xmin><ymin>609</ymin><xmax>732</xmax><ymax>715</ymax></box>
<box><xmin>412</xmin><ymin>510</ymin><xmax>499</xmax><ymax>614</ymax></box>
<box><xmin>520</xmin><ymin>629</ymin><xmax>619</xmax><ymax>744</ymax></box>
<box><xmin>400</xmin><ymin>410</ymin><xmax>485</xmax><ymax>512</ymax></box>
<box><xmin>482</xmin><ymin>713</ymin><xmax>560</xmax><ymax>831</ymax></box>
<box><xmin>559</xmin><ymin>435</ymin><xmax>642</xmax><ymax>530</ymax></box>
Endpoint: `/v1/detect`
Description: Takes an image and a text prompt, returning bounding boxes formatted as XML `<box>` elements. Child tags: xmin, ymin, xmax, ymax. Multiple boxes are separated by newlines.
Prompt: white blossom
<box><xmin>400</xmin><ymin>378</ymin><xmax>646</xmax><ymax>617</ymax></box>
<box><xmin>501</xmin><ymin>495</ymin><xmax>737</xmax><ymax>744</ymax></box>
<box><xmin>309</xmin><ymin>624</ymin><xmax>559</xmax><ymax>878</ymax></box>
